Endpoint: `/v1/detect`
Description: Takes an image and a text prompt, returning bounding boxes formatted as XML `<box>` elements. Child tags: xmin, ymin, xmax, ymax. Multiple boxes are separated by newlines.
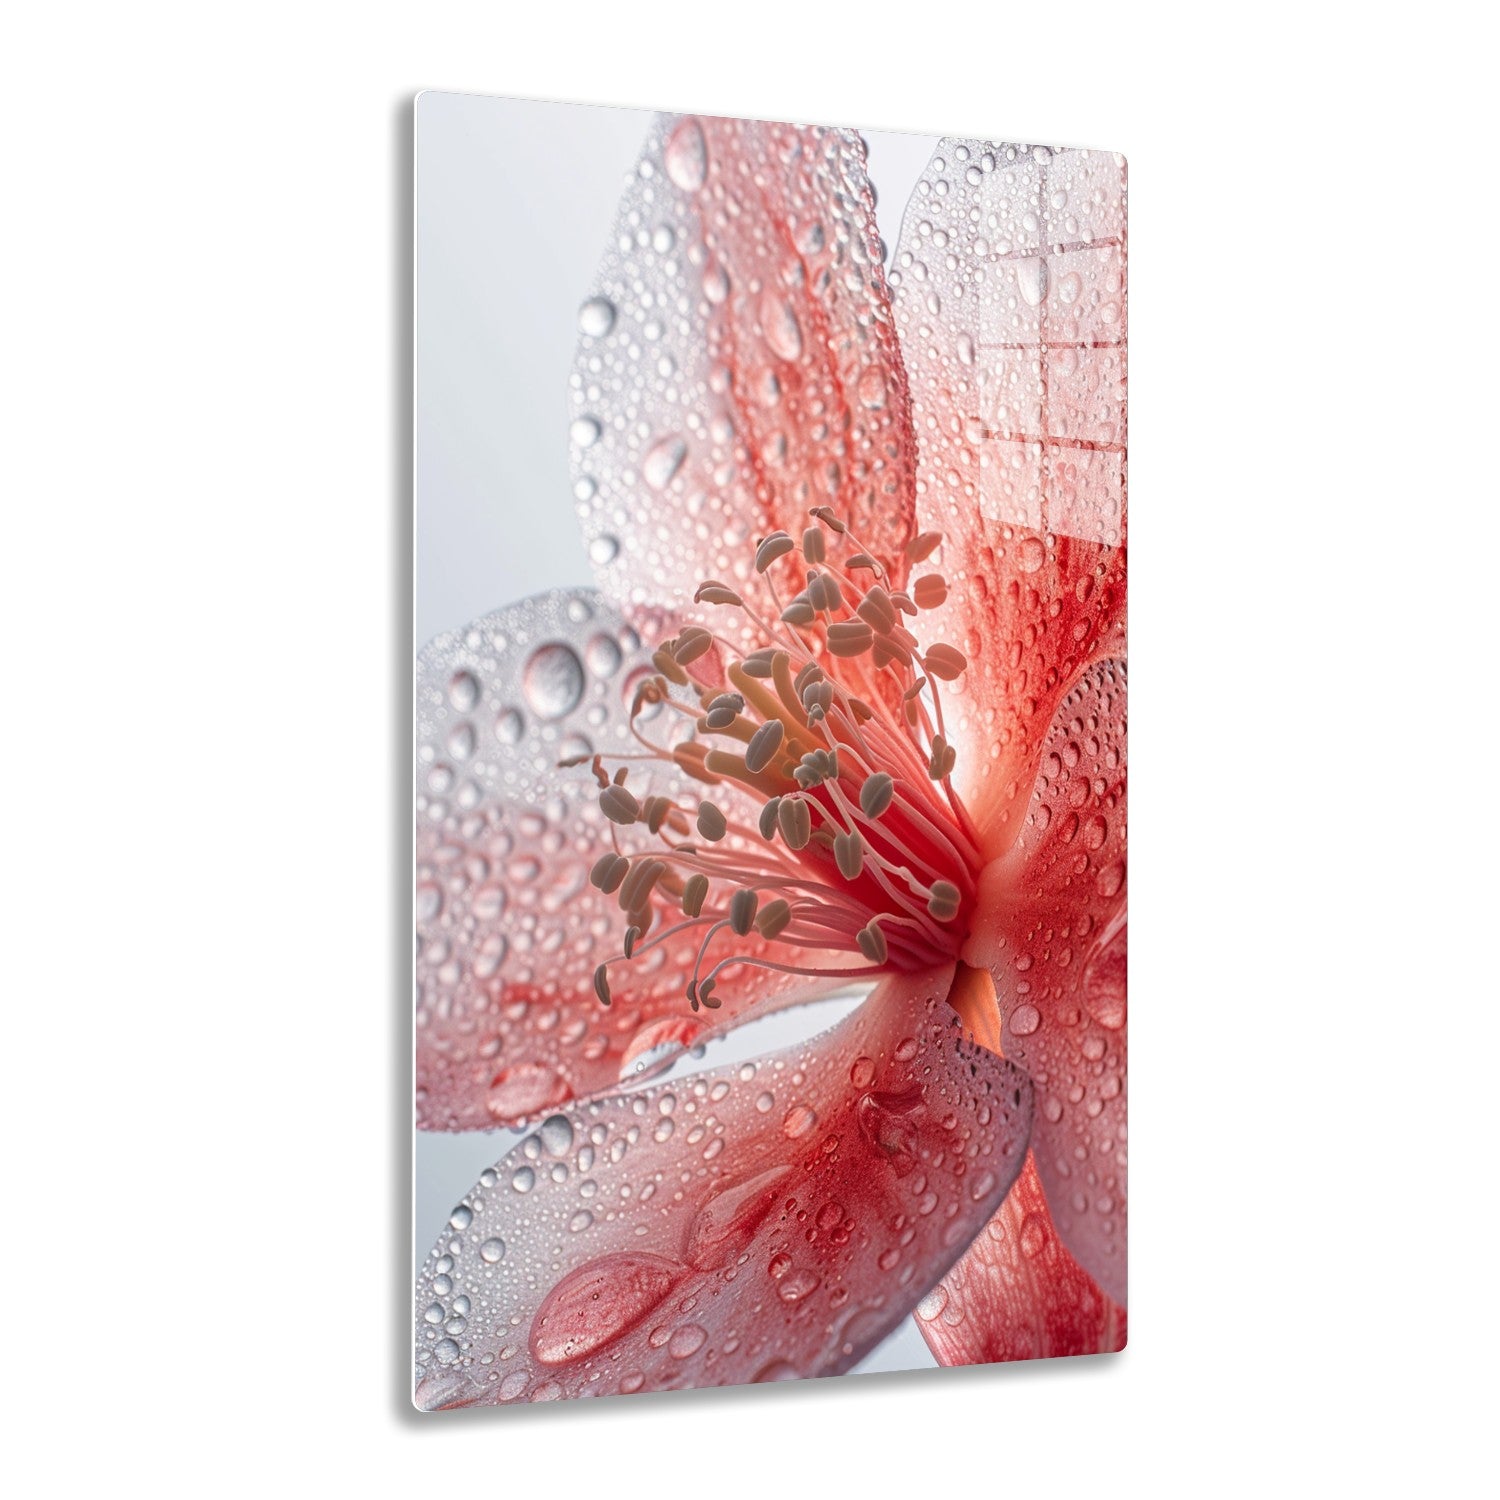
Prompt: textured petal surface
<box><xmin>416</xmin><ymin>589</ymin><xmax>831</xmax><ymax>1131</ymax></box>
<box><xmin>965</xmin><ymin>658</ymin><xmax>1127</xmax><ymax>1302</ymax></box>
<box><xmin>915</xmin><ymin>1154</ymin><xmax>1125</xmax><ymax>1365</ymax></box>
<box><xmin>890</xmin><ymin>141</ymin><xmax>1127</xmax><ymax>852</ymax></box>
<box><xmin>413</xmin><ymin>966</ymin><xmax>1034</xmax><ymax>1406</ymax></box>
<box><xmin>571</xmin><ymin>115</ymin><xmax>918</xmax><ymax>657</ymax></box>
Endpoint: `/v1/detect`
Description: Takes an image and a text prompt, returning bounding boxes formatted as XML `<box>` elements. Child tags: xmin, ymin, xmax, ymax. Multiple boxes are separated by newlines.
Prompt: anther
<box><xmin>590</xmin><ymin>852</ymin><xmax>629</xmax><ymax>894</ymax></box>
<box><xmin>802</xmin><ymin>526</ymin><xmax>826</xmax><ymax>564</ymax></box>
<box><xmin>927</xmin><ymin>735</ymin><xmax>957</xmax><ymax>780</ymax></box>
<box><xmin>927</xmin><ymin>881</ymin><xmax>962</xmax><ymax>922</ymax></box>
<box><xmin>641</xmin><ymin>794</ymin><xmax>673</xmax><ymax>834</ymax></box>
<box><xmin>781</xmin><ymin>595</ymin><xmax>816</xmax><ymax>627</ymax></box>
<box><xmin>802</xmin><ymin>680</ymin><xmax>833</xmax><ymax>721</ymax></box>
<box><xmin>833</xmin><ymin>829</ymin><xmax>865</xmax><ymax>880</ymax></box>
<box><xmin>729</xmin><ymin>888</ymin><xmax>759</xmax><ymax>936</ymax></box>
<box><xmin>673</xmin><ymin>627</ymin><xmax>715</xmax><ymax>665</ymax></box>
<box><xmin>826</xmin><ymin>620</ymin><xmax>874</xmax><ymax>657</ymax></box>
<box><xmin>777</xmin><ymin>797</ymin><xmax>812</xmax><ymax>850</ymax></box>
<box><xmin>618</xmin><ymin>857</ymin><xmax>665</xmax><ymax>913</ymax></box>
<box><xmin>923</xmin><ymin>644</ymin><xmax>968</xmax><ymax>680</ymax></box>
<box><xmin>652</xmin><ymin>647</ymin><xmax>689</xmax><ymax>686</ymax></box>
<box><xmin>744</xmin><ymin>718</ymin><xmax>785</xmax><ymax>774</ymax></box>
<box><xmin>846</xmin><ymin>552</ymin><xmax>879</xmax><ymax>572</ymax></box>
<box><xmin>682</xmin><ymin>873</ymin><xmax>709</xmax><ymax>917</ymax></box>
<box><xmin>699</xmin><ymin>978</ymin><xmax>721</xmax><ymax>1009</ymax></box>
<box><xmin>592</xmin><ymin>964</ymin><xmax>612</xmax><ymax>1006</ymax></box>
<box><xmin>856</xmin><ymin>921</ymin><xmax>888</xmax><ymax>964</ymax></box>
<box><xmin>741</xmin><ymin>649</ymin><xmax>778</xmax><ymax>679</ymax></box>
<box><xmin>912</xmin><ymin>574</ymin><xmax>948</xmax><ymax>610</ymax></box>
<box><xmin>794</xmin><ymin>748</ymin><xmax>838</xmax><ymax>788</ymax></box>
<box><xmin>599</xmin><ymin>785</ymin><xmax>641</xmax><ymax>825</ymax></box>
<box><xmin>756</xmin><ymin>898</ymin><xmax>792</xmax><ymax>939</ymax></box>
<box><xmin>809</xmin><ymin>505</ymin><xmax>847</xmax><ymax>534</ymax></box>
<box><xmin>906</xmin><ymin>531</ymin><xmax>942</xmax><ymax>563</ymax></box>
<box><xmin>860</xmin><ymin>772</ymin><xmax>895</xmax><ymax>818</ymax></box>
<box><xmin>807</xmin><ymin>572</ymin><xmax>842</xmax><ymax>612</ymax></box>
<box><xmin>623</xmin><ymin>924</ymin><xmax>641</xmax><ymax>959</ymax></box>
<box><xmin>758</xmin><ymin>797</ymin><xmax>783</xmax><ymax>840</ymax></box>
<box><xmin>856</xmin><ymin>586</ymin><xmax>897</xmax><ymax>635</ymax></box>
<box><xmin>695</xmin><ymin>582</ymin><xmax>744</xmax><ymax>607</ymax></box>
<box><xmin>756</xmin><ymin>532</ymin><xmax>796</xmax><ymax>571</ymax></box>
<box><xmin>696</xmin><ymin>801</ymin><xmax>728</xmax><ymax>841</ymax></box>
<box><xmin>890</xmin><ymin>590</ymin><xmax>918</xmax><ymax>616</ymax></box>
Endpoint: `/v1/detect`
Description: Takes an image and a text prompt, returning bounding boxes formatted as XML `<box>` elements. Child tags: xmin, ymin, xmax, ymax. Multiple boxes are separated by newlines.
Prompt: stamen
<box><xmin>696</xmin><ymin>801</ymin><xmax>728</xmax><ymax>841</ymax></box>
<box><xmin>860</xmin><ymin>773</ymin><xmax>895</xmax><ymax>818</ymax></box>
<box><xmin>912</xmin><ymin>574</ymin><xmax>948</xmax><ymax>610</ymax></box>
<box><xmin>728</xmin><ymin>888</ymin><xmax>759</xmax><ymax>936</ymax></box>
<box><xmin>682</xmin><ymin>873</ymin><xmax>709</xmax><ymax>917</ymax></box>
<box><xmin>744</xmin><ymin>718</ymin><xmax>785</xmax><ymax>774</ymax></box>
<box><xmin>906</xmin><ymin>531</ymin><xmax>942</xmax><ymax>564</ymax></box>
<box><xmin>599</xmin><ymin>785</ymin><xmax>640</xmax><ymax>825</ymax></box>
<box><xmin>756</xmin><ymin>532</ymin><xmax>796</xmax><ymax>571</ymax></box>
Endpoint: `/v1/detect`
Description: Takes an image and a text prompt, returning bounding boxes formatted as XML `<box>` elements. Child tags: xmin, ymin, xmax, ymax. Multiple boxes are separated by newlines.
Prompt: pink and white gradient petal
<box><xmin>414</xmin><ymin>965</ymin><xmax>1033</xmax><ymax>1406</ymax></box>
<box><xmin>416</xmin><ymin>588</ymin><xmax>839</xmax><ymax>1132</ymax></box>
<box><xmin>889</xmin><ymin>141</ymin><xmax>1127</xmax><ymax>855</ymax></box>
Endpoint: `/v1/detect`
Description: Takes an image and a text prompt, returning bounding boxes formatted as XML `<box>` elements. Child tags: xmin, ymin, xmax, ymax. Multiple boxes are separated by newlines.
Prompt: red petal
<box><xmin>965</xmin><ymin>658</ymin><xmax>1127</xmax><ymax>1303</ymax></box>
<box><xmin>416</xmin><ymin>589</ymin><xmax>835</xmax><ymax>1131</ymax></box>
<box><xmin>413</xmin><ymin>966</ymin><xmax>1034</xmax><ymax>1406</ymax></box>
<box><xmin>891</xmin><ymin>142</ymin><xmax>1127</xmax><ymax>852</ymax></box>
<box><xmin>915</xmin><ymin>1154</ymin><xmax>1125</xmax><ymax>1364</ymax></box>
<box><xmin>571</xmin><ymin>116</ymin><xmax>918</xmax><ymax>664</ymax></box>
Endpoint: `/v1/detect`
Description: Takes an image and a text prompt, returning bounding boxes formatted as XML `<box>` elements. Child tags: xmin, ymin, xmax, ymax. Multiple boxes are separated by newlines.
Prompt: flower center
<box><xmin>582</xmin><ymin>506</ymin><xmax>983</xmax><ymax>1013</ymax></box>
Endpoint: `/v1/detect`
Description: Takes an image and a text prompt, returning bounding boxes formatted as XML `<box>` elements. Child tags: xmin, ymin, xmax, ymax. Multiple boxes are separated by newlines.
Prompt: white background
<box><xmin>4</xmin><ymin>3</ymin><xmax>1494</xmax><ymax>1496</ymax></box>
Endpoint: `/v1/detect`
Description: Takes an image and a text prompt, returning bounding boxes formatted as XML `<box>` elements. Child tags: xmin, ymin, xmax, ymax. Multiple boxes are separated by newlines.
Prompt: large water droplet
<box><xmin>687</xmin><ymin>1165</ymin><xmax>792</xmax><ymax>1268</ymax></box>
<box><xmin>447</xmin><ymin>671</ymin><xmax>479</xmax><ymax>712</ymax></box>
<box><xmin>642</xmin><ymin>435</ymin><xmax>687</xmax><ymax>491</ymax></box>
<box><xmin>667</xmin><ymin>1323</ymin><xmax>708</xmax><ymax>1359</ymax></box>
<box><xmin>760</xmin><ymin>294</ymin><xmax>803</xmax><ymax>361</ymax></box>
<box><xmin>1016</xmin><ymin>257</ymin><xmax>1048</xmax><ymax>308</ymax></box>
<box><xmin>578</xmin><ymin>296</ymin><xmax>616</xmax><ymax>337</ymax></box>
<box><xmin>486</xmin><ymin>1063</ymin><xmax>565</xmax><ymax>1122</ymax></box>
<box><xmin>522</xmin><ymin>643</ymin><xmax>585</xmax><ymax>720</ymax></box>
<box><xmin>664</xmin><ymin>117</ymin><xmax>708</xmax><ymax>192</ymax></box>
<box><xmin>856</xmin><ymin>1086</ymin><xmax>923</xmax><ymax>1176</ymax></box>
<box><xmin>530</xmin><ymin>1253</ymin><xmax>686</xmax><ymax>1365</ymax></box>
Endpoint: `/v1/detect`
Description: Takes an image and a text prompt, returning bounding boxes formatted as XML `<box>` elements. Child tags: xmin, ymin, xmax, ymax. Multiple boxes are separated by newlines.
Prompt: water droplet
<box><xmin>781</xmin><ymin>1105</ymin><xmax>817</xmax><ymax>1139</ymax></box>
<box><xmin>578</xmin><ymin>296</ymin><xmax>616</xmax><ymax>337</ymax></box>
<box><xmin>1019</xmin><ymin>1213</ymin><xmax>1047</xmax><ymax>1258</ymax></box>
<box><xmin>433</xmin><ymin>1337</ymin><xmax>460</xmax><ymax>1364</ymax></box>
<box><xmin>916</xmin><ymin>1284</ymin><xmax>949</xmax><ymax>1321</ymax></box>
<box><xmin>642</xmin><ymin>435</ymin><xmax>687</xmax><ymax>491</ymax></box>
<box><xmin>447</xmin><ymin>671</ymin><xmax>479</xmax><ymax>712</ymax></box>
<box><xmin>1010</xmin><ymin>1004</ymin><xmax>1041</xmax><ymax>1037</ymax></box>
<box><xmin>1016</xmin><ymin>257</ymin><xmax>1048</xmax><ymax>307</ymax></box>
<box><xmin>856</xmin><ymin>1086</ymin><xmax>923</xmax><ymax>1176</ymax></box>
<box><xmin>1057</xmin><ymin>271</ymin><xmax>1083</xmax><ymax>306</ymax></box>
<box><xmin>486</xmin><ymin>1062</ymin><xmax>565</xmax><ymax>1122</ymax></box>
<box><xmin>755</xmin><ymin>1091</ymin><xmax>775</xmax><ymax>1114</ymax></box>
<box><xmin>667</xmin><ymin>1323</ymin><xmax>708</xmax><ymax>1359</ymax></box>
<box><xmin>570</xmin><ymin>416</ymin><xmax>602</xmax><ymax>449</ymax></box>
<box><xmin>777</xmin><ymin>1268</ymin><xmax>821</xmax><ymax>1303</ymax></box>
<box><xmin>1096</xmin><ymin>861</ymin><xmax>1124</xmax><ymax>898</ymax></box>
<box><xmin>448</xmin><ymin>1204</ymin><xmax>473</xmax><ymax>1230</ymax></box>
<box><xmin>539</xmin><ymin>1114</ymin><xmax>575</xmax><ymax>1156</ymax></box>
<box><xmin>687</xmin><ymin>1165</ymin><xmax>791</xmax><ymax>1268</ymax></box>
<box><xmin>479</xmin><ymin>1237</ymin><xmax>506</xmax><ymax>1263</ymax></box>
<box><xmin>753</xmin><ymin>1359</ymin><xmax>800</xmax><ymax>1382</ymax></box>
<box><xmin>664</xmin><ymin>117</ymin><xmax>708</xmax><ymax>192</ymax></box>
<box><xmin>530</xmin><ymin>1253</ymin><xmax>685</xmax><ymax>1365</ymax></box>
<box><xmin>510</xmin><ymin>1165</ymin><xmax>536</xmax><ymax>1193</ymax></box>
<box><xmin>522</xmin><ymin>644</ymin><xmax>585</xmax><ymax>720</ymax></box>
<box><xmin>760</xmin><ymin>294</ymin><xmax>803</xmax><ymax>361</ymax></box>
<box><xmin>494</xmin><ymin>707</ymin><xmax>523</xmax><ymax>745</ymax></box>
<box><xmin>1017</xmin><ymin>535</ymin><xmax>1046</xmax><ymax>573</ymax></box>
<box><xmin>856</xmin><ymin>367</ymin><xmax>887</xmax><ymax>409</ymax></box>
<box><xmin>849</xmin><ymin>1056</ymin><xmax>875</xmax><ymax>1089</ymax></box>
<box><xmin>588</xmin><ymin>534</ymin><xmax>619</xmax><ymax>566</ymax></box>
<box><xmin>446</xmin><ymin>721</ymin><xmax>475</xmax><ymax>760</ymax></box>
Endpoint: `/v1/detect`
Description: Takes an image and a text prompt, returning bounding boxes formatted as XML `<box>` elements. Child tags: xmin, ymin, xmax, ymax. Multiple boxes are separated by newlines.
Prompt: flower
<box><xmin>414</xmin><ymin>115</ymin><xmax>1126</xmax><ymax>1407</ymax></box>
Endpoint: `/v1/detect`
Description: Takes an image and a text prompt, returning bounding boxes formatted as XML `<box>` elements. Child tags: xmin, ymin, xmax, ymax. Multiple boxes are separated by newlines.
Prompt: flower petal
<box><xmin>915</xmin><ymin>1154</ymin><xmax>1124</xmax><ymax>1364</ymax></box>
<box><xmin>416</xmin><ymin>588</ymin><xmax>834</xmax><ymax>1132</ymax></box>
<box><xmin>890</xmin><ymin>142</ymin><xmax>1127</xmax><ymax>852</ymax></box>
<box><xmin>571</xmin><ymin>115</ymin><xmax>918</xmax><ymax>658</ymax></box>
<box><xmin>965</xmin><ymin>658</ymin><xmax>1127</xmax><ymax>1303</ymax></box>
<box><xmin>412</xmin><ymin>965</ymin><xmax>1034</xmax><ymax>1406</ymax></box>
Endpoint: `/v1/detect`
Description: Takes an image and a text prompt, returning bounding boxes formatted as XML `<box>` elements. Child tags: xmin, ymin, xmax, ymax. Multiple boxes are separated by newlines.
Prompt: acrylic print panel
<box><xmin>413</xmin><ymin>93</ymin><xmax>1126</xmax><ymax>1409</ymax></box>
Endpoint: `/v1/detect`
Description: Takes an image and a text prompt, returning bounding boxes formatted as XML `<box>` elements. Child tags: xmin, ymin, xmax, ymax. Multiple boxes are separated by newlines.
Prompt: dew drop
<box><xmin>642</xmin><ymin>435</ymin><xmax>687</xmax><ymax>491</ymax></box>
<box><xmin>1016</xmin><ymin>257</ymin><xmax>1048</xmax><ymax>308</ymax></box>
<box><xmin>667</xmin><ymin>1323</ymin><xmax>708</xmax><ymax>1359</ymax></box>
<box><xmin>570</xmin><ymin>416</ymin><xmax>602</xmax><ymax>449</ymax></box>
<box><xmin>479</xmin><ymin>1237</ymin><xmax>506</xmax><ymax>1264</ymax></box>
<box><xmin>1010</xmin><ymin>1004</ymin><xmax>1041</xmax><ymax>1037</ymax></box>
<box><xmin>781</xmin><ymin>1105</ymin><xmax>817</xmax><ymax>1139</ymax></box>
<box><xmin>588</xmin><ymin>534</ymin><xmax>619</xmax><ymax>566</ymax></box>
<box><xmin>760</xmin><ymin>294</ymin><xmax>803</xmax><ymax>361</ymax></box>
<box><xmin>1017</xmin><ymin>535</ymin><xmax>1047</xmax><ymax>573</ymax></box>
<box><xmin>447</xmin><ymin>671</ymin><xmax>479</xmax><ymax>712</ymax></box>
<box><xmin>664</xmin><ymin>117</ymin><xmax>708</xmax><ymax>192</ymax></box>
<box><xmin>522</xmin><ymin>643</ymin><xmax>585</xmax><ymax>720</ymax></box>
<box><xmin>530</xmin><ymin>1253</ymin><xmax>686</xmax><ymax>1365</ymax></box>
<box><xmin>487</xmin><ymin>1062</ymin><xmax>565</xmax><ymax>1123</ymax></box>
<box><xmin>538</xmin><ymin>1114</ymin><xmax>575</xmax><ymax>1157</ymax></box>
<box><xmin>578</xmin><ymin>296</ymin><xmax>616</xmax><ymax>337</ymax></box>
<box><xmin>777</xmin><ymin>1268</ymin><xmax>821</xmax><ymax>1304</ymax></box>
<box><xmin>494</xmin><ymin>707</ymin><xmax>523</xmax><ymax>745</ymax></box>
<box><xmin>687</xmin><ymin>1165</ymin><xmax>791</xmax><ymax>1268</ymax></box>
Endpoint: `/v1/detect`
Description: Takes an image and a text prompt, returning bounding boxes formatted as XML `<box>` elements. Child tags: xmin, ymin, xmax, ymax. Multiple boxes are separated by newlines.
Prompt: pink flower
<box><xmin>415</xmin><ymin>115</ymin><xmax>1125</xmax><ymax>1406</ymax></box>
